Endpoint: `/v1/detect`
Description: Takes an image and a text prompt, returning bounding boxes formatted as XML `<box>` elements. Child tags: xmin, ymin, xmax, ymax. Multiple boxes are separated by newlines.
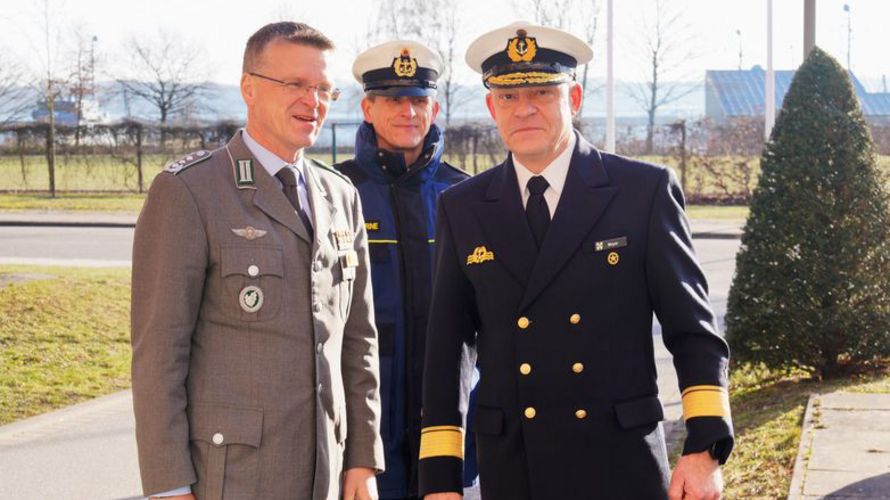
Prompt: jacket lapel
<box><xmin>304</xmin><ymin>160</ymin><xmax>335</xmax><ymax>253</ymax></box>
<box><xmin>474</xmin><ymin>157</ymin><xmax>538</xmax><ymax>288</ymax></box>
<box><xmin>226</xmin><ymin>132</ymin><xmax>311</xmax><ymax>243</ymax></box>
<box><xmin>519</xmin><ymin>134</ymin><xmax>618</xmax><ymax>311</ymax></box>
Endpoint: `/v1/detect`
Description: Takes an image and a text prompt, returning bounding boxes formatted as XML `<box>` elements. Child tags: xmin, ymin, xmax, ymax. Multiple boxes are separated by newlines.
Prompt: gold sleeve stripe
<box><xmin>681</xmin><ymin>385</ymin><xmax>731</xmax><ymax>420</ymax></box>
<box><xmin>419</xmin><ymin>426</ymin><xmax>464</xmax><ymax>460</ymax></box>
<box><xmin>368</xmin><ymin>239</ymin><xmax>398</xmax><ymax>244</ymax></box>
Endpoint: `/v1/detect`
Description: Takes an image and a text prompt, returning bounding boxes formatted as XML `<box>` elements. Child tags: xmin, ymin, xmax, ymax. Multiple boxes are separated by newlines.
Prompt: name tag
<box><xmin>594</xmin><ymin>236</ymin><xmax>628</xmax><ymax>252</ymax></box>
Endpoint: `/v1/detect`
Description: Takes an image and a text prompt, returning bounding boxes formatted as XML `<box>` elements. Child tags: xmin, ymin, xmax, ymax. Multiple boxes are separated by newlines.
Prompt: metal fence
<box><xmin>6</xmin><ymin>117</ymin><xmax>883</xmax><ymax>203</ymax></box>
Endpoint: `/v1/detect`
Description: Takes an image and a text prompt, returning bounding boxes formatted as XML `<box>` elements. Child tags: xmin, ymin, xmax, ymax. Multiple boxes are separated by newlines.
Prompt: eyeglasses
<box><xmin>490</xmin><ymin>85</ymin><xmax>563</xmax><ymax>109</ymax></box>
<box><xmin>249</xmin><ymin>72</ymin><xmax>341</xmax><ymax>102</ymax></box>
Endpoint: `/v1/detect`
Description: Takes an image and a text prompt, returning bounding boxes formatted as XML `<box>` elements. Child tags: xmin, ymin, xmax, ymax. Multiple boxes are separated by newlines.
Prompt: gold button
<box><xmin>517</xmin><ymin>317</ymin><xmax>530</xmax><ymax>329</ymax></box>
<box><xmin>575</xmin><ymin>409</ymin><xmax>588</xmax><ymax>419</ymax></box>
<box><xmin>572</xmin><ymin>362</ymin><xmax>584</xmax><ymax>374</ymax></box>
<box><xmin>519</xmin><ymin>363</ymin><xmax>532</xmax><ymax>375</ymax></box>
<box><xmin>570</xmin><ymin>313</ymin><xmax>581</xmax><ymax>324</ymax></box>
<box><xmin>524</xmin><ymin>407</ymin><xmax>536</xmax><ymax>419</ymax></box>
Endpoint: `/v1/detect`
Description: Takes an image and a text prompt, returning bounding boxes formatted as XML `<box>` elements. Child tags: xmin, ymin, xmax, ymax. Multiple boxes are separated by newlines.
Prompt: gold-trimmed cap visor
<box><xmin>484</xmin><ymin>62</ymin><xmax>576</xmax><ymax>88</ymax></box>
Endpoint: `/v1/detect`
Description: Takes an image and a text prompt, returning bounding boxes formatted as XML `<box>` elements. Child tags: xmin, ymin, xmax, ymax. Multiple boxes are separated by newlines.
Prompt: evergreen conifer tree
<box><xmin>726</xmin><ymin>47</ymin><xmax>890</xmax><ymax>378</ymax></box>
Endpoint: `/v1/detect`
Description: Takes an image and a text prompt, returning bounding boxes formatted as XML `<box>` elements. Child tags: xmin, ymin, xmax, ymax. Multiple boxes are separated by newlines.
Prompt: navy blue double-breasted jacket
<box><xmin>418</xmin><ymin>132</ymin><xmax>733</xmax><ymax>499</ymax></box>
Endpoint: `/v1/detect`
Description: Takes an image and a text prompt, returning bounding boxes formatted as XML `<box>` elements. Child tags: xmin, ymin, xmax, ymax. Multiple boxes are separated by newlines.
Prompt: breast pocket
<box><xmin>220</xmin><ymin>244</ymin><xmax>284</xmax><ymax>322</ymax></box>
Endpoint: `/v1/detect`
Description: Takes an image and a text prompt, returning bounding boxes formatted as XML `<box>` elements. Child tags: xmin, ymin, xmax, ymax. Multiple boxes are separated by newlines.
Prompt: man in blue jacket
<box><xmin>335</xmin><ymin>40</ymin><xmax>478</xmax><ymax>500</ymax></box>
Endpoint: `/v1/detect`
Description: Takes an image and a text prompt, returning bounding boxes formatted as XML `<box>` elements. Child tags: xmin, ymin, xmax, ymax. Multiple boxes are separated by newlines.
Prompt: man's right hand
<box><xmin>424</xmin><ymin>494</ymin><xmax>461</xmax><ymax>500</ymax></box>
<box><xmin>151</xmin><ymin>495</ymin><xmax>195</xmax><ymax>500</ymax></box>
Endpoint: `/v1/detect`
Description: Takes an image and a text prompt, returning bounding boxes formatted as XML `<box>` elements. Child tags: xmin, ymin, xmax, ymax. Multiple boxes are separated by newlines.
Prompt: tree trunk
<box><xmin>819</xmin><ymin>347</ymin><xmax>840</xmax><ymax>379</ymax></box>
<box><xmin>46</xmin><ymin>89</ymin><xmax>57</xmax><ymax>198</ymax></box>
<box><xmin>16</xmin><ymin>129</ymin><xmax>28</xmax><ymax>186</ymax></box>
<box><xmin>136</xmin><ymin>123</ymin><xmax>144</xmax><ymax>194</ymax></box>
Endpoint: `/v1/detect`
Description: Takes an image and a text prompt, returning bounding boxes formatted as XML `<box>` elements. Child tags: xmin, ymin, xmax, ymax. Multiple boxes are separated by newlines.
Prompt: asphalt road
<box><xmin>0</xmin><ymin>229</ymin><xmax>740</xmax><ymax>499</ymax></box>
<box><xmin>0</xmin><ymin>226</ymin><xmax>134</xmax><ymax>266</ymax></box>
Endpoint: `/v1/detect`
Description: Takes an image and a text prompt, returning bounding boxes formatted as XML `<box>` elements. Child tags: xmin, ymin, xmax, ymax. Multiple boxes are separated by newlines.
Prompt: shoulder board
<box><xmin>310</xmin><ymin>158</ymin><xmax>352</xmax><ymax>184</ymax></box>
<box><xmin>441</xmin><ymin>161</ymin><xmax>471</xmax><ymax>178</ymax></box>
<box><xmin>164</xmin><ymin>150</ymin><xmax>212</xmax><ymax>175</ymax></box>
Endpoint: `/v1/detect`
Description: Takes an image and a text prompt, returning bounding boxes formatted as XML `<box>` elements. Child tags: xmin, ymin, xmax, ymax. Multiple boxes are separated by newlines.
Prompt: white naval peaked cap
<box><xmin>465</xmin><ymin>21</ymin><xmax>593</xmax><ymax>88</ymax></box>
<box><xmin>352</xmin><ymin>40</ymin><xmax>442</xmax><ymax>97</ymax></box>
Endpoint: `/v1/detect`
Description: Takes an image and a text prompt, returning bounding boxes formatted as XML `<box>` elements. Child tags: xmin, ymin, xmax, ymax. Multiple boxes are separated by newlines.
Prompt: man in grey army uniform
<box><xmin>131</xmin><ymin>22</ymin><xmax>384</xmax><ymax>500</ymax></box>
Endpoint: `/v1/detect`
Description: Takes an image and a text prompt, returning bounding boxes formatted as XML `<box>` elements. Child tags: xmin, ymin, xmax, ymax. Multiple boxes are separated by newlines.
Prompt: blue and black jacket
<box><xmin>336</xmin><ymin>122</ymin><xmax>477</xmax><ymax>498</ymax></box>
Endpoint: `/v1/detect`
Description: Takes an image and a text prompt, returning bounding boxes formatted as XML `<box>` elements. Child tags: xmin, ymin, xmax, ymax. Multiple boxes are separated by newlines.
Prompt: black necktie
<box><xmin>526</xmin><ymin>175</ymin><xmax>550</xmax><ymax>249</ymax></box>
<box><xmin>275</xmin><ymin>167</ymin><xmax>314</xmax><ymax>239</ymax></box>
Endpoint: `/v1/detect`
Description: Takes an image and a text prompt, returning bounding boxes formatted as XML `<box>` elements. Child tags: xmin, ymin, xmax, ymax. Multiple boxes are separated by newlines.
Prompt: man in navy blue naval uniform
<box><xmin>335</xmin><ymin>40</ymin><xmax>479</xmax><ymax>500</ymax></box>
<box><xmin>419</xmin><ymin>22</ymin><xmax>734</xmax><ymax>500</ymax></box>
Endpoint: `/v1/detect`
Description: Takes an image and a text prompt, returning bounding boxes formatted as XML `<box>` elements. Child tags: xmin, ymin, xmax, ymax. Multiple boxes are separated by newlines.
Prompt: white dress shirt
<box><xmin>243</xmin><ymin>129</ymin><xmax>313</xmax><ymax>222</ymax></box>
<box><xmin>513</xmin><ymin>132</ymin><xmax>577</xmax><ymax>218</ymax></box>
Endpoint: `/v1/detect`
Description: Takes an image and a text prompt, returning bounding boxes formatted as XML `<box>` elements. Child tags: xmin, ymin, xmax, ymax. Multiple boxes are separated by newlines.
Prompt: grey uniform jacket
<box><xmin>131</xmin><ymin>131</ymin><xmax>384</xmax><ymax>500</ymax></box>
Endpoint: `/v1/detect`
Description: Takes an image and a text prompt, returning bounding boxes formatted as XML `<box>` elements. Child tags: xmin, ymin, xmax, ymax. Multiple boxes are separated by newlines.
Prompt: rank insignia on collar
<box><xmin>595</xmin><ymin>236</ymin><xmax>628</xmax><ymax>252</ymax></box>
<box><xmin>466</xmin><ymin>246</ymin><xmax>495</xmax><ymax>265</ymax></box>
<box><xmin>393</xmin><ymin>49</ymin><xmax>418</xmax><ymax>78</ymax></box>
<box><xmin>235</xmin><ymin>159</ymin><xmax>254</xmax><ymax>186</ymax></box>
<box><xmin>232</xmin><ymin>226</ymin><xmax>267</xmax><ymax>240</ymax></box>
<box><xmin>506</xmin><ymin>29</ymin><xmax>537</xmax><ymax>63</ymax></box>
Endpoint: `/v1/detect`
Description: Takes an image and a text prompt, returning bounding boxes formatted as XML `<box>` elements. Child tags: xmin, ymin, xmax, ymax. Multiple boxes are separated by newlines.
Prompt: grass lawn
<box><xmin>670</xmin><ymin>361</ymin><xmax>890</xmax><ymax>498</ymax></box>
<box><xmin>0</xmin><ymin>265</ymin><xmax>131</xmax><ymax>425</ymax></box>
<box><xmin>0</xmin><ymin>193</ymin><xmax>146</xmax><ymax>212</ymax></box>
<box><xmin>686</xmin><ymin>205</ymin><xmax>748</xmax><ymax>221</ymax></box>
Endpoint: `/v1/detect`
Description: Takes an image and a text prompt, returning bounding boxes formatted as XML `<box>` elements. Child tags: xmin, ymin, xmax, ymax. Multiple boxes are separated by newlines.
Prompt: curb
<box><xmin>788</xmin><ymin>393</ymin><xmax>820</xmax><ymax>499</ymax></box>
<box><xmin>0</xmin><ymin>220</ymin><xmax>136</xmax><ymax>228</ymax></box>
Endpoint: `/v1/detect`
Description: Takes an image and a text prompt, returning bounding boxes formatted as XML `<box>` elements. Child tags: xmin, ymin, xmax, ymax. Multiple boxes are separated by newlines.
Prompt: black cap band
<box><xmin>481</xmin><ymin>46</ymin><xmax>577</xmax><ymax>76</ymax></box>
<box><xmin>361</xmin><ymin>67</ymin><xmax>439</xmax><ymax>92</ymax></box>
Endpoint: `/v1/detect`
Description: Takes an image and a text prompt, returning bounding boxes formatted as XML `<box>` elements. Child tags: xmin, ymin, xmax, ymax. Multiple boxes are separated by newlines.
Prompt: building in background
<box><xmin>706</xmin><ymin>65</ymin><xmax>890</xmax><ymax>125</ymax></box>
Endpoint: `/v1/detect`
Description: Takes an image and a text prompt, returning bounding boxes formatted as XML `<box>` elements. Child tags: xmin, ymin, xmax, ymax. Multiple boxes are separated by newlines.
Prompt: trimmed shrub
<box><xmin>726</xmin><ymin>48</ymin><xmax>890</xmax><ymax>378</ymax></box>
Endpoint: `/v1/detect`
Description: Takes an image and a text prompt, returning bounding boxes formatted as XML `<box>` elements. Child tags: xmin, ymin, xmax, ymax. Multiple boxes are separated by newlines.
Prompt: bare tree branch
<box><xmin>513</xmin><ymin>0</ymin><xmax>600</xmax><ymax>118</ymax></box>
<box><xmin>363</xmin><ymin>0</ymin><xmax>469</xmax><ymax>126</ymax></box>
<box><xmin>627</xmin><ymin>0</ymin><xmax>697</xmax><ymax>154</ymax></box>
<box><xmin>116</xmin><ymin>31</ymin><xmax>210</xmax><ymax>124</ymax></box>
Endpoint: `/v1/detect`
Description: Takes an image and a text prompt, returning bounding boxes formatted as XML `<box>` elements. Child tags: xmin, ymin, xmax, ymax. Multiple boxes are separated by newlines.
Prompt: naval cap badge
<box><xmin>393</xmin><ymin>48</ymin><xmax>418</xmax><ymax>78</ymax></box>
<box><xmin>506</xmin><ymin>29</ymin><xmax>537</xmax><ymax>63</ymax></box>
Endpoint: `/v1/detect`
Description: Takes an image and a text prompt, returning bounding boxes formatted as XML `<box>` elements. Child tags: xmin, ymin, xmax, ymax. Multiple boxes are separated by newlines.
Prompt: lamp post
<box><xmin>765</xmin><ymin>0</ymin><xmax>775</xmax><ymax>140</ymax></box>
<box><xmin>605</xmin><ymin>0</ymin><xmax>615</xmax><ymax>153</ymax></box>
<box><xmin>736</xmin><ymin>29</ymin><xmax>743</xmax><ymax>70</ymax></box>
<box><xmin>804</xmin><ymin>0</ymin><xmax>816</xmax><ymax>59</ymax></box>
<box><xmin>844</xmin><ymin>4</ymin><xmax>851</xmax><ymax>71</ymax></box>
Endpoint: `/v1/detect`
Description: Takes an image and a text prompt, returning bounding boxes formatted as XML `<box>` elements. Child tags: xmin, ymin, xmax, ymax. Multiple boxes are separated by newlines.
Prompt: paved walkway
<box><xmin>0</xmin><ymin>339</ymin><xmax>679</xmax><ymax>499</ymax></box>
<box><xmin>0</xmin><ymin>391</ymin><xmax>142</xmax><ymax>499</ymax></box>
<box><xmin>789</xmin><ymin>392</ymin><xmax>890</xmax><ymax>499</ymax></box>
